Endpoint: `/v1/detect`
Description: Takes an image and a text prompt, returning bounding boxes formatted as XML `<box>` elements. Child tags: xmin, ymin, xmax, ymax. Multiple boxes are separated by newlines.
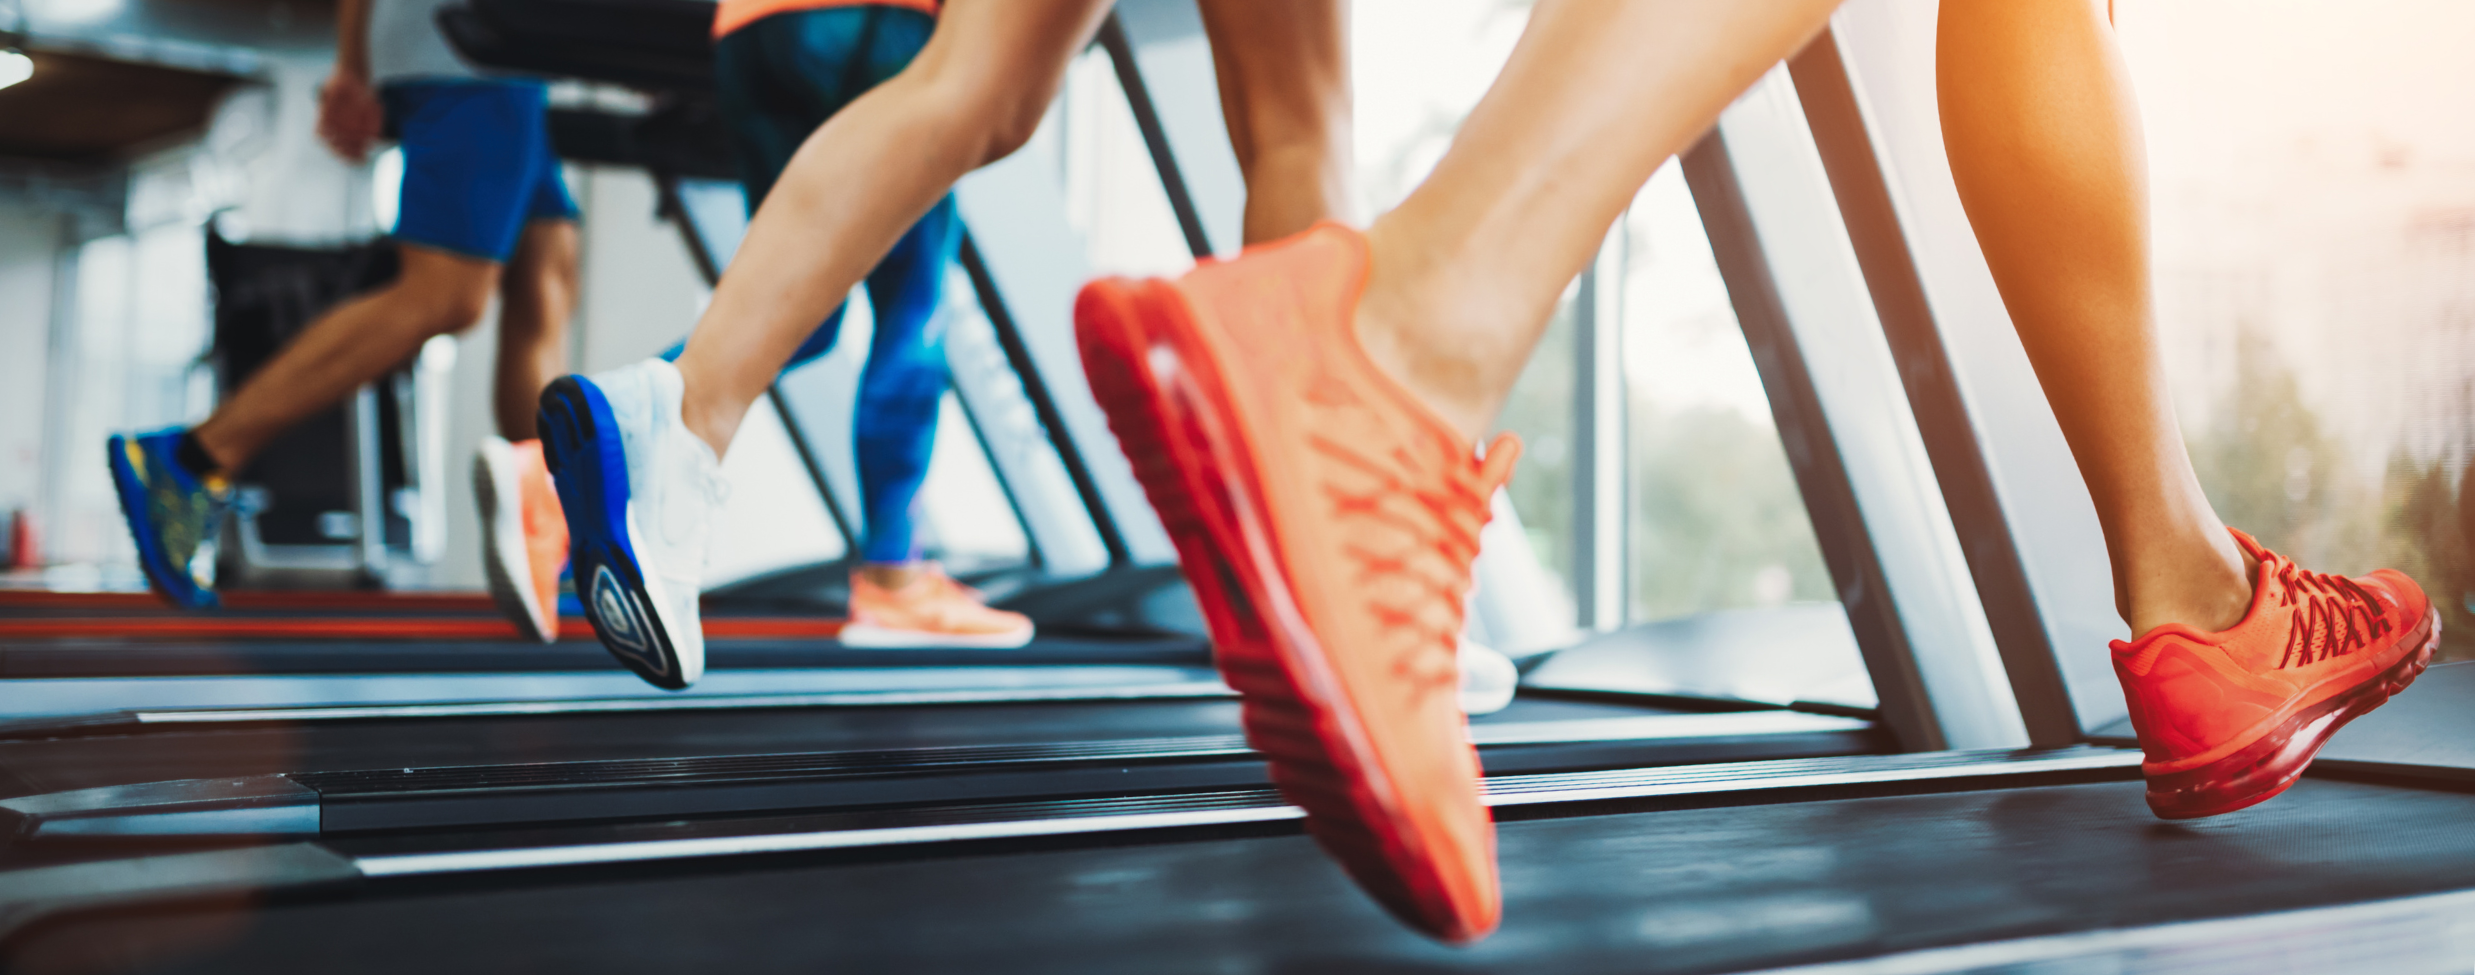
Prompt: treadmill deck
<box><xmin>11</xmin><ymin>776</ymin><xmax>2472</xmax><ymax>974</ymax></box>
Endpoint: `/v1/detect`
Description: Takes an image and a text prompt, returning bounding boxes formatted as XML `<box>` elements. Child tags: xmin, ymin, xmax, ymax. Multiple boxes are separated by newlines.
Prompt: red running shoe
<box><xmin>1075</xmin><ymin>223</ymin><xmax>1516</xmax><ymax>942</ymax></box>
<box><xmin>2116</xmin><ymin>528</ymin><xmax>2438</xmax><ymax>819</ymax></box>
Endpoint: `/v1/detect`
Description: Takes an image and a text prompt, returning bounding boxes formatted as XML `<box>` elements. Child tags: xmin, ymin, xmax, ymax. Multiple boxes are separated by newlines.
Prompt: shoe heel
<box><xmin>536</xmin><ymin>377</ymin><xmax>593</xmax><ymax>481</ymax></box>
<box><xmin>2147</xmin><ymin>608</ymin><xmax>2442</xmax><ymax>819</ymax></box>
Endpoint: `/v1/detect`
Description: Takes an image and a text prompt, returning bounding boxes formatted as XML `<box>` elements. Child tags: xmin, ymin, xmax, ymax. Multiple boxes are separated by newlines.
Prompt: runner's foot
<box><xmin>1075</xmin><ymin>223</ymin><xmax>1517</xmax><ymax>942</ymax></box>
<box><xmin>106</xmin><ymin>429</ymin><xmax>231</xmax><ymax>610</ymax></box>
<box><xmin>841</xmin><ymin>562</ymin><xmax>1035</xmax><ymax>648</ymax></box>
<box><xmin>2118</xmin><ymin>528</ymin><xmax>2438</xmax><ymax>819</ymax></box>
<box><xmin>537</xmin><ymin>359</ymin><xmax>727</xmax><ymax>689</ymax></box>
<box><xmin>475</xmin><ymin>436</ymin><xmax>569</xmax><ymax>643</ymax></box>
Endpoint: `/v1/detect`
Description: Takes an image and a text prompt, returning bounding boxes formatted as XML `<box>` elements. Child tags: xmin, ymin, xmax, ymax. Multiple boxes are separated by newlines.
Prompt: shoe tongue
<box><xmin>2226</xmin><ymin>527</ymin><xmax>2277</xmax><ymax>565</ymax></box>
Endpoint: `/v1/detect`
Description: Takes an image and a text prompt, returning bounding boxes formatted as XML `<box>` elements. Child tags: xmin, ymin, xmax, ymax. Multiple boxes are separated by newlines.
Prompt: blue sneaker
<box><xmin>537</xmin><ymin>359</ymin><xmax>726</xmax><ymax>689</ymax></box>
<box><xmin>106</xmin><ymin>429</ymin><xmax>231</xmax><ymax>609</ymax></box>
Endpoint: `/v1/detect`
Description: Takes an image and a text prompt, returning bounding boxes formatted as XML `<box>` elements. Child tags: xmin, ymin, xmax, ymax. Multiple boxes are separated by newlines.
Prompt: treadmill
<box><xmin>8</xmin><ymin>2</ymin><xmax>2475</xmax><ymax>973</ymax></box>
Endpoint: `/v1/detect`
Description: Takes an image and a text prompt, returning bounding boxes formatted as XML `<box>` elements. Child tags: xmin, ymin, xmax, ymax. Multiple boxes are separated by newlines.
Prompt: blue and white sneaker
<box><xmin>106</xmin><ymin>429</ymin><xmax>231</xmax><ymax>610</ymax></box>
<box><xmin>537</xmin><ymin>359</ymin><xmax>728</xmax><ymax>689</ymax></box>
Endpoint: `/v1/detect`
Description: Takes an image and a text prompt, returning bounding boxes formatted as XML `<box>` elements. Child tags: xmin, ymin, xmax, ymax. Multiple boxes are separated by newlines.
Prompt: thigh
<box><xmin>787</xmin><ymin>5</ymin><xmax>935</xmax><ymax>111</ymax></box>
<box><xmin>717</xmin><ymin>6</ymin><xmax>941</xmax><ymax>207</ymax></box>
<box><xmin>381</xmin><ymin>81</ymin><xmax>553</xmax><ymax>263</ymax></box>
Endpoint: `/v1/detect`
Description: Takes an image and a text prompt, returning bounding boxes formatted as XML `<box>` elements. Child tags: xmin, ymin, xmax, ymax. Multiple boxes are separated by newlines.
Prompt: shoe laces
<box><xmin>1308</xmin><ymin>431</ymin><xmax>1521</xmax><ymax>698</ymax></box>
<box><xmin>2269</xmin><ymin>559</ymin><xmax>2392</xmax><ymax>668</ymax></box>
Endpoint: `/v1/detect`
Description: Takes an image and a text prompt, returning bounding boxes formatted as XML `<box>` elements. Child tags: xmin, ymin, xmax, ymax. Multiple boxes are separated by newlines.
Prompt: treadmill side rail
<box><xmin>0</xmin><ymin>844</ymin><xmax>359</xmax><ymax>943</ymax></box>
<box><xmin>0</xmin><ymin>775</ymin><xmax>319</xmax><ymax>841</ymax></box>
<box><xmin>349</xmin><ymin>747</ymin><xmax>2138</xmax><ymax>879</ymax></box>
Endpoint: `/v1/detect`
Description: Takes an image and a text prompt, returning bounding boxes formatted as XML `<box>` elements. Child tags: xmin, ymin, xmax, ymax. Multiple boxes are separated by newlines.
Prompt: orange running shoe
<box><xmin>843</xmin><ymin>563</ymin><xmax>1035</xmax><ymax>648</ymax></box>
<box><xmin>475</xmin><ymin>436</ymin><xmax>569</xmax><ymax>643</ymax></box>
<box><xmin>2117</xmin><ymin>528</ymin><xmax>2438</xmax><ymax>819</ymax></box>
<box><xmin>1075</xmin><ymin>223</ymin><xmax>1517</xmax><ymax>942</ymax></box>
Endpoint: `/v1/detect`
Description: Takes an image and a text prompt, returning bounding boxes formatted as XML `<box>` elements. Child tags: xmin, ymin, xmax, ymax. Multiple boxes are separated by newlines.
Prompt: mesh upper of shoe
<box><xmin>848</xmin><ymin>564</ymin><xmax>1030</xmax><ymax>636</ymax></box>
<box><xmin>598</xmin><ymin>359</ymin><xmax>728</xmax><ymax>656</ymax></box>
<box><xmin>129</xmin><ymin>433</ymin><xmax>229</xmax><ymax>594</ymax></box>
<box><xmin>2111</xmin><ymin>528</ymin><xmax>2428</xmax><ymax>770</ymax></box>
<box><xmin>1169</xmin><ymin>224</ymin><xmax>1519</xmax><ymax>930</ymax></box>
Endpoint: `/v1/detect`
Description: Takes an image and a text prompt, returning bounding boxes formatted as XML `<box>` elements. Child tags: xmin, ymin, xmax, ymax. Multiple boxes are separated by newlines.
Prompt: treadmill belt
<box><xmin>13</xmin><ymin>776</ymin><xmax>2474</xmax><ymax>974</ymax></box>
<box><xmin>0</xmin><ymin>698</ymin><xmax>1268</xmax><ymax>796</ymax></box>
<box><xmin>0</xmin><ymin>698</ymin><xmax>1825</xmax><ymax>800</ymax></box>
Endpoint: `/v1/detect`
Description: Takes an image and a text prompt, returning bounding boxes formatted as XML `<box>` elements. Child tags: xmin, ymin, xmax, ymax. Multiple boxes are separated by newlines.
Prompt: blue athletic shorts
<box><xmin>381</xmin><ymin>79</ymin><xmax>579</xmax><ymax>262</ymax></box>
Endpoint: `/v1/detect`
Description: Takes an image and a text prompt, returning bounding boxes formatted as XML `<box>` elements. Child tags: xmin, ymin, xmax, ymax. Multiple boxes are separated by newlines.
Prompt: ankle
<box><xmin>1352</xmin><ymin>230</ymin><xmax>1519</xmax><ymax>444</ymax></box>
<box><xmin>676</xmin><ymin>384</ymin><xmax>740</xmax><ymax>460</ymax></box>
<box><xmin>2120</xmin><ymin>532</ymin><xmax>2255</xmax><ymax>637</ymax></box>
<box><xmin>858</xmin><ymin>562</ymin><xmax>922</xmax><ymax>591</ymax></box>
<box><xmin>182</xmin><ymin>427</ymin><xmax>240</xmax><ymax>477</ymax></box>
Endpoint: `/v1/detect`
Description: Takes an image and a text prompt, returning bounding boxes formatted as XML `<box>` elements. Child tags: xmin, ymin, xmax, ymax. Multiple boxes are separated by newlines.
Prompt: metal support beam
<box><xmin>1823</xmin><ymin>2</ymin><xmax>2130</xmax><ymax>735</ymax></box>
<box><xmin>954</xmin><ymin>143</ymin><xmax>1179</xmax><ymax>569</ymax></box>
<box><xmin>348</xmin><ymin>384</ymin><xmax>388</xmax><ymax>580</ymax></box>
<box><xmin>1102</xmin><ymin>0</ymin><xmax>1245</xmax><ymax>257</ymax></box>
<box><xmin>651</xmin><ymin>172</ymin><xmax>860</xmax><ymax>547</ymax></box>
<box><xmin>1096</xmin><ymin>12</ymin><xmax>1211</xmax><ymax>261</ymax></box>
<box><xmin>1682</xmin><ymin>66</ymin><xmax>2024</xmax><ymax>752</ymax></box>
<box><xmin>1789</xmin><ymin>29</ymin><xmax>2080</xmax><ymax>748</ymax></box>
<box><xmin>955</xmin><ymin>233</ymin><xmax>1132</xmax><ymax>567</ymax></box>
<box><xmin>1572</xmin><ymin>236</ymin><xmax>1628</xmax><ymax>632</ymax></box>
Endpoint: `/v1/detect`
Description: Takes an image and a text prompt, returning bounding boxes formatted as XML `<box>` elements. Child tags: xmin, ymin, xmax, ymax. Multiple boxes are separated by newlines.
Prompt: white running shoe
<box><xmin>1459</xmin><ymin>638</ymin><xmax>1519</xmax><ymax>716</ymax></box>
<box><xmin>536</xmin><ymin>358</ymin><xmax>728</xmax><ymax>689</ymax></box>
<box><xmin>474</xmin><ymin>436</ymin><xmax>568</xmax><ymax>644</ymax></box>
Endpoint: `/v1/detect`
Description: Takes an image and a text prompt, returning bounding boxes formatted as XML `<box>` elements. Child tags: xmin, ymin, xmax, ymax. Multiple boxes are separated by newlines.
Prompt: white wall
<box><xmin>0</xmin><ymin>205</ymin><xmax>59</xmax><ymax>523</ymax></box>
<box><xmin>571</xmin><ymin>167</ymin><xmax>709</xmax><ymax>372</ymax></box>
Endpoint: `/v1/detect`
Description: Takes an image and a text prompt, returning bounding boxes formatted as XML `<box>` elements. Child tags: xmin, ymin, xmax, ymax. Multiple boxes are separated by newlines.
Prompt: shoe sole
<box><xmin>1075</xmin><ymin>277</ymin><xmax>1497</xmax><ymax>943</ymax></box>
<box><xmin>474</xmin><ymin>441</ymin><xmax>555</xmax><ymax>644</ymax></box>
<box><xmin>106</xmin><ymin>436</ymin><xmax>215</xmax><ymax>610</ymax></box>
<box><xmin>2145</xmin><ymin>607</ymin><xmax>2440</xmax><ymax>819</ymax></box>
<box><xmin>538</xmin><ymin>377</ymin><xmax>693</xmax><ymax>690</ymax></box>
<box><xmin>1073</xmin><ymin>284</ymin><xmax>1258</xmax><ymax>660</ymax></box>
<box><xmin>838</xmin><ymin>622</ymin><xmax>1035</xmax><ymax>649</ymax></box>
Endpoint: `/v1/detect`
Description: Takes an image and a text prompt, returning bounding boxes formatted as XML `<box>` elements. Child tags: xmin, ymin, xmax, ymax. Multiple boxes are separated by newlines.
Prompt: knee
<box><xmin>977</xmin><ymin>90</ymin><xmax>1049</xmax><ymax>163</ymax></box>
<box><xmin>389</xmin><ymin>276</ymin><xmax>494</xmax><ymax>337</ymax></box>
<box><xmin>916</xmin><ymin>70</ymin><xmax>1060</xmax><ymax>167</ymax></box>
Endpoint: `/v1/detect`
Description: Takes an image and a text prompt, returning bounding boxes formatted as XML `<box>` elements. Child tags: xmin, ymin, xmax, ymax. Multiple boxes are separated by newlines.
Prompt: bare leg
<box><xmin>1350</xmin><ymin>0</ymin><xmax>1842</xmax><ymax>442</ymax></box>
<box><xmin>1939</xmin><ymin>0</ymin><xmax>2249</xmax><ymax>636</ymax></box>
<box><xmin>193</xmin><ymin>244</ymin><xmax>499</xmax><ymax>471</ymax></box>
<box><xmin>494</xmin><ymin>219</ymin><xmax>579</xmax><ymax>440</ymax></box>
<box><xmin>1197</xmin><ymin>0</ymin><xmax>1353</xmax><ymax>244</ymax></box>
<box><xmin>674</xmin><ymin>0</ymin><xmax>1113</xmax><ymax>457</ymax></box>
